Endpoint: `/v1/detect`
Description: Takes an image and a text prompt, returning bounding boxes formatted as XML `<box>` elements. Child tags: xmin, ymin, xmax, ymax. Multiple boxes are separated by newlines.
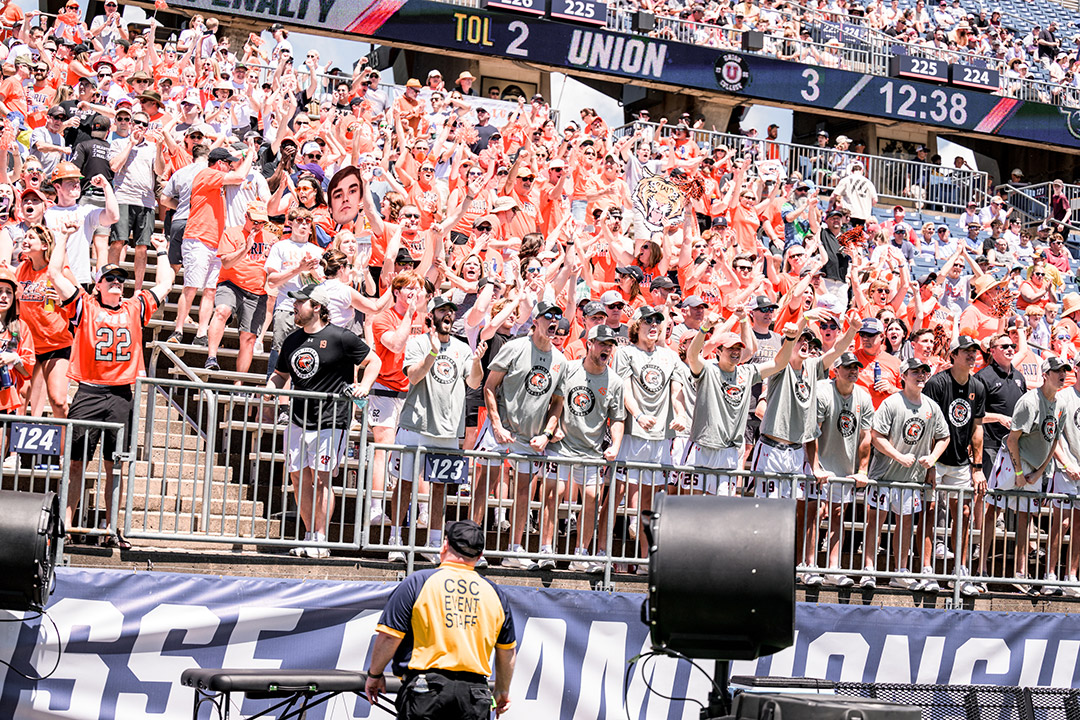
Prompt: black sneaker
<box><xmin>204</xmin><ymin>356</ymin><xmax>220</xmax><ymax>371</ymax></box>
<box><xmin>192</xmin><ymin>335</ymin><xmax>209</xmax><ymax>347</ymax></box>
<box><xmin>166</xmin><ymin>331</ymin><xmax>183</xmax><ymax>343</ymax></box>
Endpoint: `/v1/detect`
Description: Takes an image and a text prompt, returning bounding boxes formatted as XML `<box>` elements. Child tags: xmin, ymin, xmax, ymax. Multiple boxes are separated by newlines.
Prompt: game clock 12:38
<box><xmin>798</xmin><ymin>68</ymin><xmax>971</xmax><ymax>129</ymax></box>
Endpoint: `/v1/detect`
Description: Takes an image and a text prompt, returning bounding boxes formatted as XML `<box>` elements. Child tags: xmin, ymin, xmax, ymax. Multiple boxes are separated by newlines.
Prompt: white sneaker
<box><xmin>934</xmin><ymin>543</ymin><xmax>954</xmax><ymax>560</ymax></box>
<box><xmin>421</xmin><ymin>544</ymin><xmax>440</xmax><ymax>563</ymax></box>
<box><xmin>289</xmin><ymin>533</ymin><xmax>312</xmax><ymax>556</ymax></box>
<box><xmin>369</xmin><ymin>511</ymin><xmax>387</xmax><ymax>526</ymax></box>
<box><xmin>501</xmin><ymin>555</ymin><xmax>539</xmax><ymax>570</ymax></box>
<box><xmin>1043</xmin><ymin>572</ymin><xmax>1063</xmax><ymax>596</ymax></box>
<box><xmin>628</xmin><ymin>519</ymin><xmax>638</xmax><ymax>540</ymax></box>
<box><xmin>537</xmin><ymin>554</ymin><xmax>556</xmax><ymax>570</ymax></box>
<box><xmin>889</xmin><ymin>571</ymin><xmax>917</xmax><ymax>590</ymax></box>
<box><xmin>388</xmin><ymin>537</ymin><xmax>406</xmax><ymax>564</ymax></box>
<box><xmin>2</xmin><ymin>454</ymin><xmax>17</xmax><ymax>471</ymax></box>
<box><xmin>919</xmin><ymin>567</ymin><xmax>941</xmax><ymax>593</ymax></box>
<box><xmin>803</xmin><ymin>569</ymin><xmax>824</xmax><ymax>587</ymax></box>
<box><xmin>569</xmin><ymin>559</ymin><xmax>591</xmax><ymax>572</ymax></box>
<box><xmin>497</xmin><ymin>518</ymin><xmax>511</xmax><ymax>533</ymax></box>
<box><xmin>959</xmin><ymin>580</ymin><xmax>980</xmax><ymax>597</ymax></box>
<box><xmin>587</xmin><ymin>551</ymin><xmax>608</xmax><ymax>575</ymax></box>
<box><xmin>1013</xmin><ymin>573</ymin><xmax>1033</xmax><ymax>595</ymax></box>
<box><xmin>860</xmin><ymin>573</ymin><xmax>876</xmax><ymax>589</ymax></box>
<box><xmin>635</xmin><ymin>563</ymin><xmax>650</xmax><ymax>575</ymax></box>
<box><xmin>1063</xmin><ymin>575</ymin><xmax>1080</xmax><ymax>597</ymax></box>
<box><xmin>475</xmin><ymin>556</ymin><xmax>488</xmax><ymax>569</ymax></box>
<box><xmin>415</xmin><ymin>511</ymin><xmax>429</xmax><ymax>530</ymax></box>
<box><xmin>305</xmin><ymin>546</ymin><xmax>330</xmax><ymax>559</ymax></box>
<box><xmin>823</xmin><ymin>573</ymin><xmax>854</xmax><ymax>588</ymax></box>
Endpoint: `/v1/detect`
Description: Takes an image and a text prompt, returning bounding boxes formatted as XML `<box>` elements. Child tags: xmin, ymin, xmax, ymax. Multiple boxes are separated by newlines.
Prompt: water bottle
<box><xmin>413</xmin><ymin>675</ymin><xmax>429</xmax><ymax>693</ymax></box>
<box><xmin>0</xmin><ymin>333</ymin><xmax>14</xmax><ymax>389</ymax></box>
<box><xmin>873</xmin><ymin>361</ymin><xmax>881</xmax><ymax>384</ymax></box>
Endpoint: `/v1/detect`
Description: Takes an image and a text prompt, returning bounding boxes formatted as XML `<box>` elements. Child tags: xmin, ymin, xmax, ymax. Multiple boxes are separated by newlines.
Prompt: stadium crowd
<box><xmin>620</xmin><ymin>0</ymin><xmax>1080</xmax><ymax>104</ymax></box>
<box><xmin>0</xmin><ymin>6</ymin><xmax>1079</xmax><ymax>595</ymax></box>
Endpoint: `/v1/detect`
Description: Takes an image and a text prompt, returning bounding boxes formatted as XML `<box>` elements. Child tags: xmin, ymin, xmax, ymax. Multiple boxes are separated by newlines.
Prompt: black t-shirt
<box><xmin>59</xmin><ymin>100</ymin><xmax>95</xmax><ymax>148</ymax></box>
<box><xmin>70</xmin><ymin>138</ymin><xmax>114</xmax><ymax>201</ymax></box>
<box><xmin>922</xmin><ymin>368</ymin><xmax>986</xmax><ymax>466</ymax></box>
<box><xmin>974</xmin><ymin>361</ymin><xmax>1027</xmax><ymax>454</ymax></box>
<box><xmin>276</xmin><ymin>323</ymin><xmax>371</xmax><ymax>430</ymax></box>
<box><xmin>820</xmin><ymin>227</ymin><xmax>849</xmax><ymax>282</ymax></box>
<box><xmin>469</xmin><ymin>123</ymin><xmax>498</xmax><ymax>154</ymax></box>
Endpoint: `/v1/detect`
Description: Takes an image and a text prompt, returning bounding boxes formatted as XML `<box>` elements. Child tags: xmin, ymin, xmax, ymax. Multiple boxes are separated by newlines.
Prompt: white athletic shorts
<box><xmin>750</xmin><ymin>439</ymin><xmax>815</xmax><ymax>500</ymax></box>
<box><xmin>181</xmin><ymin>237</ymin><xmax>222</xmax><ymax>289</ymax></box>
<box><xmin>285</xmin><ymin>423</ymin><xmax>347</xmax><ymax>474</ymax></box>
<box><xmin>615</xmin><ymin>435</ymin><xmax>671</xmax><ymax>487</ymax></box>
<box><xmin>987</xmin><ymin>451</ymin><xmax>1044</xmax><ymax>513</ymax></box>
<box><xmin>368</xmin><ymin>390</ymin><xmax>405</xmax><ymax>430</ymax></box>
<box><xmin>865</xmin><ymin>481</ymin><xmax>925</xmax><ymax>516</ymax></box>
<box><xmin>1050</xmin><ymin>470</ymin><xmax>1079</xmax><ymax>509</ymax></box>
<box><xmin>473</xmin><ymin>418</ymin><xmax>542</xmax><ymax>474</ymax></box>
<box><xmin>685</xmin><ymin>444</ymin><xmax>741</xmax><ymax>496</ymax></box>
<box><xmin>391</xmin><ymin>428</ymin><xmax>460</xmax><ymax>483</ymax></box>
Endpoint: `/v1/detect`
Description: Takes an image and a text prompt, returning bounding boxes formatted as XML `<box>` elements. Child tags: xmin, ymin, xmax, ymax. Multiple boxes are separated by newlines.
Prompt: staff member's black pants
<box><xmin>397</xmin><ymin>670</ymin><xmax>492</xmax><ymax>720</ymax></box>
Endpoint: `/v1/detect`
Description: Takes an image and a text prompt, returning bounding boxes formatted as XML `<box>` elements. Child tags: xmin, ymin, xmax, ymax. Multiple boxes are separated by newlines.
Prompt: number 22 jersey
<box><xmin>65</xmin><ymin>289</ymin><xmax>159</xmax><ymax>386</ymax></box>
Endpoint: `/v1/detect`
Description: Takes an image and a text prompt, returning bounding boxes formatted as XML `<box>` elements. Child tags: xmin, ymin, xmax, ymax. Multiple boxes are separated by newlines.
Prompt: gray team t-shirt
<box><xmin>760</xmin><ymin>356</ymin><xmax>827</xmax><ymax>444</ymax></box>
<box><xmin>1011</xmin><ymin>388</ymin><xmax>1064</xmax><ymax>475</ymax></box>
<box><xmin>399</xmin><ymin>335</ymin><xmax>473</xmax><ymax>438</ymax></box>
<box><xmin>815</xmin><ymin>379</ymin><xmax>874</xmax><ymax>477</ymax></box>
<box><xmin>551</xmin><ymin>360</ymin><xmax>625</xmax><ymax>459</ymax></box>
<box><xmin>614</xmin><ymin>344</ymin><xmax>686</xmax><ymax>441</ymax></box>
<box><xmin>490</xmin><ymin>336</ymin><xmax>567</xmax><ymax>443</ymax></box>
<box><xmin>1055</xmin><ymin>388</ymin><xmax>1080</xmax><ymax>470</ymax></box>
<box><xmin>690</xmin><ymin>362</ymin><xmax>762</xmax><ymax>450</ymax></box>
<box><xmin>868</xmin><ymin>392</ymin><xmax>949</xmax><ymax>484</ymax></box>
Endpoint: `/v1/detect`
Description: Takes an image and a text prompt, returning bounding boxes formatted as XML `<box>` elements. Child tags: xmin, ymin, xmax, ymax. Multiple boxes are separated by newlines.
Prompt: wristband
<box><xmin>429</xmin><ymin>348</ymin><xmax>438</xmax><ymax>357</ymax></box>
<box><xmin>544</xmin><ymin>430</ymin><xmax>554</xmax><ymax>440</ymax></box>
<box><xmin>367</xmin><ymin>670</ymin><xmax>384</xmax><ymax>679</ymax></box>
<box><xmin>971</xmin><ymin>463</ymin><xmax>982</xmax><ymax>470</ymax></box>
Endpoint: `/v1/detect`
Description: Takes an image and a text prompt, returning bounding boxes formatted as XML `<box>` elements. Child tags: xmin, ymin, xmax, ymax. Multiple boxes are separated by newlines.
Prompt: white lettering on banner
<box><xmin>330</xmin><ymin>610</ymin><xmax>388</xmax><ymax>720</ymax></box>
<box><xmin>0</xmin><ymin>614</ymin><xmax>23</xmax><ymax>691</ymax></box>
<box><xmin>1051</xmin><ymin>640</ymin><xmax>1080</xmax><ymax>687</ymax></box>
<box><xmin>506</xmin><ymin>618</ymin><xmax>567</xmax><ymax>720</ymax></box>
<box><xmin>1020</xmin><ymin>639</ymin><xmax>1049</xmax><ymax>687</ymax></box>
<box><xmin>762</xmin><ymin>630</ymin><xmax>799</xmax><ymax>677</ymax></box>
<box><xmin>29</xmin><ymin>598</ymin><xmax>123</xmax><ymax>719</ymax></box>
<box><xmin>222</xmin><ymin>607</ymin><xmax>303</xmax><ymax>670</ymax></box>
<box><xmin>115</xmin><ymin>604</ymin><xmax>220</xmax><ymax>718</ymax></box>
<box><xmin>949</xmin><ymin>638</ymin><xmax>1010</xmax><ymax>684</ymax></box>
<box><xmin>873</xmin><ymin>635</ymin><xmax>945</xmax><ymax>684</ymax></box>
<box><xmin>567</xmin><ymin>30</ymin><xmax>666</xmax><ymax>78</ymax></box>
<box><xmin>571</xmin><ymin>621</ymin><xmax>628</xmax><ymax>720</ymax></box>
<box><xmin>805</xmin><ymin>632</ymin><xmax>870</xmax><ymax>682</ymax></box>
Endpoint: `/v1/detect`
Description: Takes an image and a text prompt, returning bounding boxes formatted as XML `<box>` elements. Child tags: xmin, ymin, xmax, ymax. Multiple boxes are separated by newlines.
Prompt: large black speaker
<box><xmin>733</xmin><ymin>693</ymin><xmax>922</xmax><ymax>720</ymax></box>
<box><xmin>741</xmin><ymin>31</ymin><xmax>765</xmax><ymax>52</ymax></box>
<box><xmin>0</xmin><ymin>490</ymin><xmax>62</xmax><ymax>612</ymax></box>
<box><xmin>643</xmin><ymin>495</ymin><xmax>795</xmax><ymax>660</ymax></box>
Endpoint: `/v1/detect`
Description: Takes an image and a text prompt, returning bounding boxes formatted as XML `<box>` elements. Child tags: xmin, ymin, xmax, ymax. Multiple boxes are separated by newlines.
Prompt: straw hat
<box><xmin>971</xmin><ymin>274</ymin><xmax>1005</xmax><ymax>299</ymax></box>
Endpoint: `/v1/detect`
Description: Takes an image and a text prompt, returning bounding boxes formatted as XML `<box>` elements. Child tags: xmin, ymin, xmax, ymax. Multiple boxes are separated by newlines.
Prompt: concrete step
<box><xmin>131</xmin><ymin>511</ymin><xmax>279</xmax><ymax>537</ymax></box>
<box><xmin>128</xmin><ymin>492</ymin><xmax>265</xmax><ymax>516</ymax></box>
<box><xmin>128</xmin><ymin>475</ymin><xmax>244</xmax><ymax>501</ymax></box>
<box><xmin>129</xmin><ymin>459</ymin><xmax>232</xmax><ymax>482</ymax></box>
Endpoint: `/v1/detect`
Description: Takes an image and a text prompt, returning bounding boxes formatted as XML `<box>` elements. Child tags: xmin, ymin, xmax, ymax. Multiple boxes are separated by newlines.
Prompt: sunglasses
<box><xmin>734</xmin><ymin>265</ymin><xmax>753</xmax><ymax>272</ymax></box>
<box><xmin>821</xmin><ymin>322</ymin><xmax>841</xmax><ymax>330</ymax></box>
<box><xmin>474</xmin><ymin>224</ymin><xmax>492</xmax><ymax>232</ymax></box>
<box><xmin>539</xmin><ymin>311</ymin><xmax>561</xmax><ymax>320</ymax></box>
<box><xmin>116</xmin><ymin>116</ymin><xmax>131</xmax><ymax>122</ymax></box>
<box><xmin>857</xmin><ymin>331</ymin><xmax>880</xmax><ymax>337</ymax></box>
<box><xmin>1034</xmin><ymin>272</ymin><xmax>1046</xmax><ymax>277</ymax></box>
<box><xmin>401</xmin><ymin>213</ymin><xmax>421</xmax><ymax>219</ymax></box>
<box><xmin>305</xmin><ymin>153</ymin><xmax>322</xmax><ymax>161</ymax></box>
<box><xmin>101</xmin><ymin>274</ymin><xmax>125</xmax><ymax>284</ymax></box>
<box><xmin>525</xmin><ymin>267</ymin><xmax>542</xmax><ymax>274</ymax></box>
<box><xmin>520</xmin><ymin>178</ymin><xmax>534</xmax><ymax>184</ymax></box>
<box><xmin>132</xmin><ymin>120</ymin><xmax>149</xmax><ymax>127</ymax></box>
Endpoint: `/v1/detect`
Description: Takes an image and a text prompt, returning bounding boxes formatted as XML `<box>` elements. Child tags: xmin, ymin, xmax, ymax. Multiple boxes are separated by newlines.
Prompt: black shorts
<box><xmin>36</xmin><ymin>346</ymin><xmax>72</xmax><ymax>363</ymax></box>
<box><xmin>168</xmin><ymin>217</ymin><xmax>187</xmax><ymax>267</ymax></box>
<box><xmin>69</xmin><ymin>384</ymin><xmax>134</xmax><ymax>463</ymax></box>
<box><xmin>396</xmin><ymin>671</ymin><xmax>492</xmax><ymax>720</ymax></box>
<box><xmin>465</xmin><ymin>386</ymin><xmax>483</xmax><ymax>428</ymax></box>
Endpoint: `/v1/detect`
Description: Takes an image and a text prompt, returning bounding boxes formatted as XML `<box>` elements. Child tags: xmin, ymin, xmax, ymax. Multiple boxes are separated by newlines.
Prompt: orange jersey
<box><xmin>371</xmin><ymin>306</ymin><xmax>410</xmax><ymax>392</ymax></box>
<box><xmin>186</xmin><ymin>168</ymin><xmax>228</xmax><ymax>249</ymax></box>
<box><xmin>0</xmin><ymin>318</ymin><xmax>35</xmax><ymax>412</ymax></box>
<box><xmin>66</xmin><ymin>289</ymin><xmax>159</xmax><ymax>386</ymax></box>
<box><xmin>218</xmin><ymin>225</ymin><xmax>272</xmax><ymax>295</ymax></box>
<box><xmin>17</xmin><ymin>261</ymin><xmax>77</xmax><ymax>353</ymax></box>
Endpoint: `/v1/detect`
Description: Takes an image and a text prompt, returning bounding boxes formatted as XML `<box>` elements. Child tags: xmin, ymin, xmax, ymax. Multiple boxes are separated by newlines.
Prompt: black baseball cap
<box><xmin>1043</xmin><ymin>356</ymin><xmax>1073</xmax><ymax>373</ymax></box>
<box><xmin>208</xmin><ymin>147</ymin><xmax>239</xmax><ymax>163</ymax></box>
<box><xmin>588</xmin><ymin>325</ymin><xmax>620</xmax><ymax>343</ymax></box>
<box><xmin>535</xmin><ymin>300</ymin><xmax>563</xmax><ymax>317</ymax></box>
<box><xmin>429</xmin><ymin>296</ymin><xmax>457</xmax><ymax>312</ymax></box>
<box><xmin>446</xmin><ymin>520</ymin><xmax>485</xmax><ymax>558</ymax></box>
<box><xmin>750</xmin><ymin>295</ymin><xmax>779</xmax><ymax>311</ymax></box>
<box><xmin>835</xmin><ymin>351</ymin><xmax>864</xmax><ymax>368</ymax></box>
<box><xmin>615</xmin><ymin>265</ymin><xmax>645</xmax><ymax>283</ymax></box>
<box><xmin>394</xmin><ymin>248</ymin><xmax>417</xmax><ymax>266</ymax></box>
<box><xmin>950</xmin><ymin>335</ymin><xmax>980</xmax><ymax>354</ymax></box>
<box><xmin>98</xmin><ymin>263</ymin><xmax>129</xmax><ymax>280</ymax></box>
<box><xmin>650</xmin><ymin>276</ymin><xmax>675</xmax><ymax>291</ymax></box>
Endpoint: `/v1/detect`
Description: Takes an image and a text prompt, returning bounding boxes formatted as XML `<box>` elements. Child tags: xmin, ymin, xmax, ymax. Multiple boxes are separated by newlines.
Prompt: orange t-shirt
<box><xmin>218</xmin><ymin>225</ymin><xmax>272</xmax><ymax>295</ymax></box>
<box><xmin>959</xmin><ymin>303</ymin><xmax>1004</xmax><ymax>340</ymax></box>
<box><xmin>0</xmin><ymin>318</ymin><xmax>34</xmax><ymax>412</ymax></box>
<box><xmin>186</xmin><ymin>167</ymin><xmax>227</xmax><ymax>249</ymax></box>
<box><xmin>371</xmin><ymin>306</ymin><xmax>410</xmax><ymax>392</ymax></box>
<box><xmin>17</xmin><ymin>260</ymin><xmax>77</xmax><ymax>353</ymax></box>
<box><xmin>853</xmin><ymin>347</ymin><xmax>902</xmax><ymax>409</ymax></box>
<box><xmin>66</xmin><ymin>289</ymin><xmax>159</xmax><ymax>386</ymax></box>
<box><xmin>730</xmin><ymin>205</ymin><xmax>762</xmax><ymax>253</ymax></box>
<box><xmin>0</xmin><ymin>75</ymin><xmax>27</xmax><ymax>119</ymax></box>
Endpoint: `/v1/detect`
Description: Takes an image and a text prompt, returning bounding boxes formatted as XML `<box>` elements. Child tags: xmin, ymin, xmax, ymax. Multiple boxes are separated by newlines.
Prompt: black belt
<box><xmin>760</xmin><ymin>435</ymin><xmax>800</xmax><ymax>449</ymax></box>
<box><xmin>370</xmin><ymin>387</ymin><xmax>407</xmax><ymax>398</ymax></box>
<box><xmin>405</xmin><ymin>668</ymin><xmax>488</xmax><ymax>684</ymax></box>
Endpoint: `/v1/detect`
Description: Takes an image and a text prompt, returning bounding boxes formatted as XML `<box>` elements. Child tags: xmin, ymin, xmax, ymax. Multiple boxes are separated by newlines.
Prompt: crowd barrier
<box><xmin>2</xmin><ymin>377</ymin><xmax>1079</xmax><ymax>598</ymax></box>
<box><xmin>615</xmin><ymin>120</ymin><xmax>988</xmax><ymax>214</ymax></box>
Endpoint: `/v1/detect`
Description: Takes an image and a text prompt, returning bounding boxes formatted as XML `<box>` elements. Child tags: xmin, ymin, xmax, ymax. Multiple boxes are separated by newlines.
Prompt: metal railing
<box><xmin>0</xmin><ymin>413</ymin><xmax>125</xmax><ymax>552</ymax></box>
<box><xmin>614</xmin><ymin>120</ymin><xmax>988</xmax><ymax>213</ymax></box>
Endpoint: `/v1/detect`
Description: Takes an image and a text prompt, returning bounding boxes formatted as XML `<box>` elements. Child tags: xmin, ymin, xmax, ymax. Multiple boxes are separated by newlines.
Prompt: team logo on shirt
<box><xmin>639</xmin><ymin>364</ymin><xmax>666</xmax><ymax>393</ymax></box>
<box><xmin>291</xmin><ymin>348</ymin><xmax>319</xmax><ymax>380</ymax></box>
<box><xmin>568</xmin><ymin>386</ymin><xmax>596</xmax><ymax>416</ymax></box>
<box><xmin>794</xmin><ymin>377</ymin><xmax>810</xmax><ymax>403</ymax></box>
<box><xmin>1074</xmin><ymin>407</ymin><xmax>1080</xmax><ymax>429</ymax></box>
<box><xmin>837</xmin><ymin>410</ymin><xmax>857</xmax><ymax>438</ymax></box>
<box><xmin>947</xmin><ymin>398</ymin><xmax>972</xmax><ymax>428</ymax></box>
<box><xmin>526</xmin><ymin>365</ymin><xmax>552</xmax><ymax>396</ymax></box>
<box><xmin>1044</xmin><ymin>416</ymin><xmax>1059</xmax><ymax>442</ymax></box>
<box><xmin>432</xmin><ymin>355</ymin><xmax>456</xmax><ymax>385</ymax></box>
<box><xmin>901</xmin><ymin>417</ymin><xmax>926</xmax><ymax>445</ymax></box>
<box><xmin>722</xmin><ymin>382</ymin><xmax>744</xmax><ymax>407</ymax></box>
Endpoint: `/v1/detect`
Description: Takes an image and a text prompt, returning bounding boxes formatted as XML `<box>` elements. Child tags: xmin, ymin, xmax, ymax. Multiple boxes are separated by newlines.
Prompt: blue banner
<box><xmin>3</xmin><ymin>568</ymin><xmax>1080</xmax><ymax>719</ymax></box>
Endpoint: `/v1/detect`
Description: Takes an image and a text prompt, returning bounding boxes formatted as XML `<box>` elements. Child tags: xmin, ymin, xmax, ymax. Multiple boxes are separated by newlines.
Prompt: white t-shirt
<box><xmin>265</xmin><ymin>239</ymin><xmax>321</xmax><ymax>311</ymax></box>
<box><xmin>319</xmin><ymin>277</ymin><xmax>357</xmax><ymax>328</ymax></box>
<box><xmin>45</xmin><ymin>204</ymin><xmax>104</xmax><ymax>285</ymax></box>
